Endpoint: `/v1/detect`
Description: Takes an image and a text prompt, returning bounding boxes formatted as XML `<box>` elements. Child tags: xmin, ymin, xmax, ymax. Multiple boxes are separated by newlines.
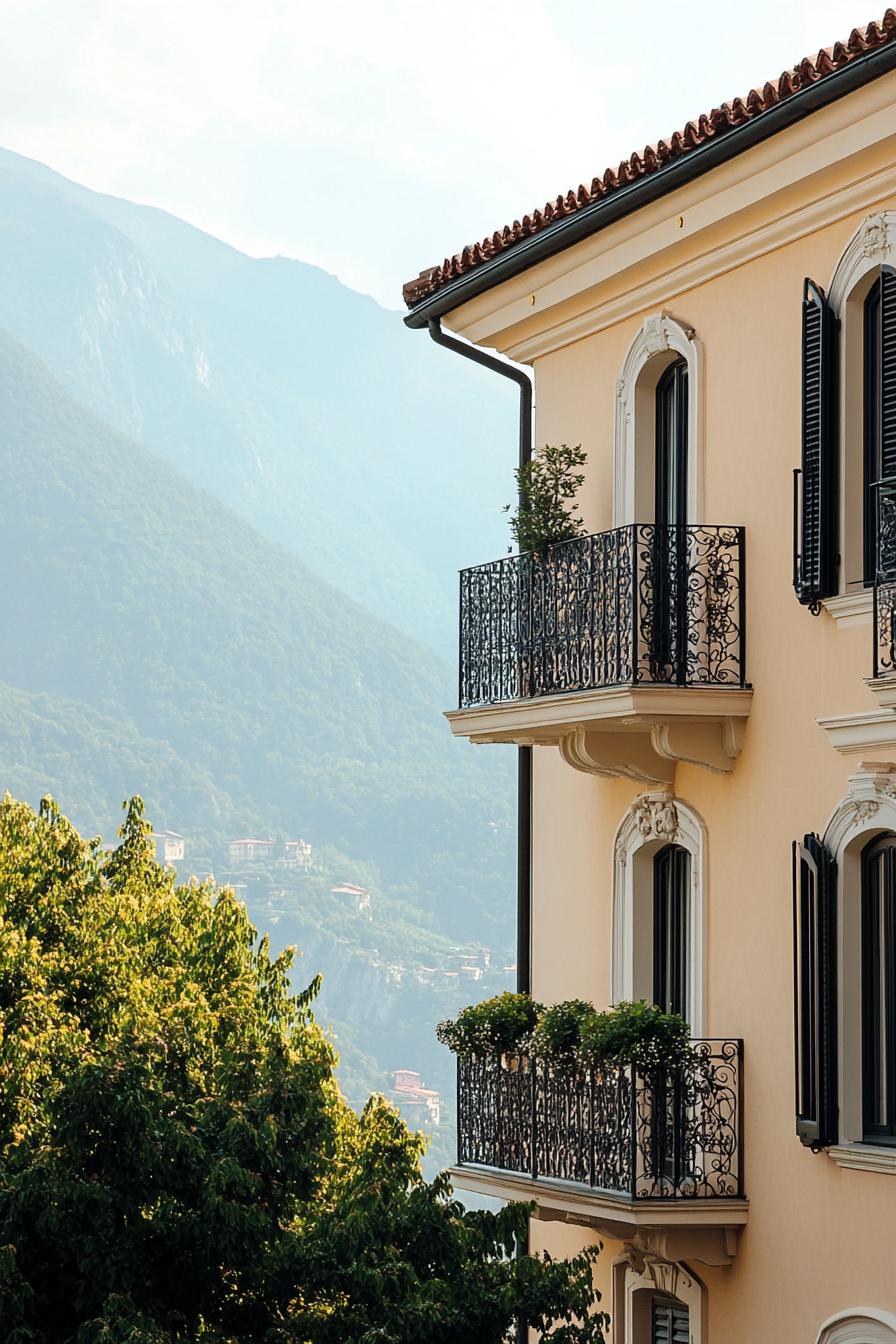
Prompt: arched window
<box><xmin>613</xmin><ymin>795</ymin><xmax>705</xmax><ymax>1033</ymax></box>
<box><xmin>614</xmin><ymin>315</ymin><xmax>703</xmax><ymax>527</ymax></box>
<box><xmin>818</xmin><ymin>768</ymin><xmax>896</xmax><ymax>1167</ymax></box>
<box><xmin>861</xmin><ymin>833</ymin><xmax>896</xmax><ymax>1143</ymax></box>
<box><xmin>820</xmin><ymin>213</ymin><xmax>896</xmax><ymax>617</ymax></box>
<box><xmin>816</xmin><ymin>1309</ymin><xmax>896</xmax><ymax>1343</ymax></box>
<box><xmin>612</xmin><ymin>1257</ymin><xmax>706</xmax><ymax>1344</ymax></box>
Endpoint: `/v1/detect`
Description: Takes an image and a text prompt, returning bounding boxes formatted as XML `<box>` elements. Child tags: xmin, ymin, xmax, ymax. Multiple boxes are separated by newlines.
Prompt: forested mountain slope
<box><xmin>0</xmin><ymin>330</ymin><xmax>514</xmax><ymax>942</ymax></box>
<box><xmin>0</xmin><ymin>146</ymin><xmax>516</xmax><ymax>656</ymax></box>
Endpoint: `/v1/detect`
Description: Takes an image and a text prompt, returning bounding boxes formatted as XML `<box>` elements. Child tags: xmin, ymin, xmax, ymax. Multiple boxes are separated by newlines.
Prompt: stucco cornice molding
<box><xmin>614</xmin><ymin>313</ymin><xmax>703</xmax><ymax>527</ymax></box>
<box><xmin>817</xmin><ymin>708</ymin><xmax>896</xmax><ymax>755</ymax></box>
<box><xmin>829</xmin><ymin>210</ymin><xmax>896</xmax><ymax>311</ymax></box>
<box><xmin>500</xmin><ymin>161</ymin><xmax>896</xmax><ymax>363</ymax></box>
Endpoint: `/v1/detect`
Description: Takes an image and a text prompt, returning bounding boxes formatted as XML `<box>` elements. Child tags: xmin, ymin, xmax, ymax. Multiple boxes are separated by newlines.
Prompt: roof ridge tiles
<box><xmin>402</xmin><ymin>10</ymin><xmax>896</xmax><ymax>308</ymax></box>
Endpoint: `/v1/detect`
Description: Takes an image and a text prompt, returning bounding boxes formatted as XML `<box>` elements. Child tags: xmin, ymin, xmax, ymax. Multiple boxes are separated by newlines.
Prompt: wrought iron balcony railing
<box><xmin>458</xmin><ymin>524</ymin><xmax>746</xmax><ymax>710</ymax></box>
<box><xmin>875</xmin><ymin>485</ymin><xmax>896</xmax><ymax>678</ymax></box>
<box><xmin>457</xmin><ymin>1039</ymin><xmax>743</xmax><ymax>1201</ymax></box>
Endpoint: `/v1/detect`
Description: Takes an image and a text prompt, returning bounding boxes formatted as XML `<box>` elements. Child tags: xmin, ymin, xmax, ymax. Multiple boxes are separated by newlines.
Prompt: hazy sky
<box><xmin>1</xmin><ymin>0</ymin><xmax>875</xmax><ymax>308</ymax></box>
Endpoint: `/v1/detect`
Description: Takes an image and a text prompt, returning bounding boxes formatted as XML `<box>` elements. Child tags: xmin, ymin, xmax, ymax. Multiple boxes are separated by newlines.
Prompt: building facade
<box><xmin>150</xmin><ymin>830</ymin><xmax>185</xmax><ymax>865</ymax></box>
<box><xmin>404</xmin><ymin>14</ymin><xmax>896</xmax><ymax>1344</ymax></box>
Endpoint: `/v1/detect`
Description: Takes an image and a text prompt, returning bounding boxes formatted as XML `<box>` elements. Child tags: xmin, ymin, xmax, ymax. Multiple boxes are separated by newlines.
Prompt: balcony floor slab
<box><xmin>445</xmin><ymin>686</ymin><xmax>753</xmax><ymax>782</ymax></box>
<box><xmin>449</xmin><ymin>1163</ymin><xmax>748</xmax><ymax>1266</ymax></box>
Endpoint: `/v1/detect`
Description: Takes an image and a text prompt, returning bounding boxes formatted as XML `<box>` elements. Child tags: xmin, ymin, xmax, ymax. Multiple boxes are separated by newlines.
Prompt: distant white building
<box><xmin>228</xmin><ymin>837</ymin><xmax>314</xmax><ymax>868</ymax></box>
<box><xmin>228</xmin><ymin>838</ymin><xmax>277</xmax><ymax>864</ymax></box>
<box><xmin>280</xmin><ymin>838</ymin><xmax>313</xmax><ymax>869</ymax></box>
<box><xmin>331</xmin><ymin>881</ymin><xmax>371</xmax><ymax>913</ymax></box>
<box><xmin>151</xmin><ymin>830</ymin><xmax>185</xmax><ymax>865</ymax></box>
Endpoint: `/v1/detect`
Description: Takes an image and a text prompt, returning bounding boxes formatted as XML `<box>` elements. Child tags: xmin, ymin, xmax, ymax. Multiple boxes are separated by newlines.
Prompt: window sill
<box><xmin>828</xmin><ymin>1143</ymin><xmax>896</xmax><ymax>1174</ymax></box>
<box><xmin>821</xmin><ymin>590</ymin><xmax>873</xmax><ymax>627</ymax></box>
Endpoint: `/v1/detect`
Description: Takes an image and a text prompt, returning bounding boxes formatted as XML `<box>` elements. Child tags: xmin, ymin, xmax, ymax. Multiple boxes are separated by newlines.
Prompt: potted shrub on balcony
<box><xmin>439</xmin><ymin>994</ymin><xmax>694</xmax><ymax>1077</ymax></box>
<box><xmin>529</xmin><ymin>998</ymin><xmax>594</xmax><ymax>1070</ymax></box>
<box><xmin>578</xmin><ymin>1000</ymin><xmax>694</xmax><ymax>1075</ymax></box>
<box><xmin>436</xmin><ymin>991</ymin><xmax>542</xmax><ymax>1069</ymax></box>
<box><xmin>503</xmin><ymin>443</ymin><xmax>588</xmax><ymax>698</ymax></box>
<box><xmin>505</xmin><ymin>442</ymin><xmax>587</xmax><ymax>555</ymax></box>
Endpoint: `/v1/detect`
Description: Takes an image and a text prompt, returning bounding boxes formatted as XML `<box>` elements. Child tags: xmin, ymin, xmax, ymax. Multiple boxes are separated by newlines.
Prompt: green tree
<box><xmin>0</xmin><ymin>795</ymin><xmax>606</xmax><ymax>1343</ymax></box>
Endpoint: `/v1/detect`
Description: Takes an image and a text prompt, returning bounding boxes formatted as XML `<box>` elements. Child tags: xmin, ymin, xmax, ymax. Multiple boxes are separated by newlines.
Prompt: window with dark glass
<box><xmin>651</xmin><ymin>1294</ymin><xmax>689</xmax><ymax>1344</ymax></box>
<box><xmin>652</xmin><ymin>359</ymin><xmax>689</xmax><ymax>675</ymax></box>
<box><xmin>864</xmin><ymin>279</ymin><xmax>882</xmax><ymax>586</ymax></box>
<box><xmin>862</xmin><ymin>834</ymin><xmax>896</xmax><ymax>1143</ymax></box>
<box><xmin>792</xmin><ymin>834</ymin><xmax>838</xmax><ymax>1148</ymax></box>
<box><xmin>655</xmin><ymin>358</ymin><xmax>688</xmax><ymax>531</ymax></box>
<box><xmin>653</xmin><ymin>844</ymin><xmax>690</xmax><ymax>1022</ymax></box>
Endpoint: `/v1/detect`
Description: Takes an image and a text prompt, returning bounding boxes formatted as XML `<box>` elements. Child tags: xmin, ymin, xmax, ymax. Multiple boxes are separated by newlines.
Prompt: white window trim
<box><xmin>826</xmin><ymin>212</ymin><xmax>896</xmax><ymax>602</ymax></box>
<box><xmin>613</xmin><ymin>1254</ymin><xmax>705</xmax><ymax>1344</ymax></box>
<box><xmin>613</xmin><ymin>313</ymin><xmax>704</xmax><ymax>526</ymax></box>
<box><xmin>612</xmin><ymin>791</ymin><xmax>706</xmax><ymax>1035</ymax></box>
<box><xmin>816</xmin><ymin>1309</ymin><xmax>896</xmax><ymax>1343</ymax></box>
<box><xmin>824</xmin><ymin>763</ymin><xmax>896</xmax><ymax>1155</ymax></box>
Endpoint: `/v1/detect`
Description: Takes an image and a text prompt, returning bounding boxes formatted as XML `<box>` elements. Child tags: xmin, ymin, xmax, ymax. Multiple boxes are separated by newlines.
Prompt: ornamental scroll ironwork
<box><xmin>456</xmin><ymin>1039</ymin><xmax>743</xmax><ymax>1201</ymax></box>
<box><xmin>874</xmin><ymin>486</ymin><xmax>896</xmax><ymax>678</ymax></box>
<box><xmin>458</xmin><ymin>525</ymin><xmax>745</xmax><ymax>709</ymax></box>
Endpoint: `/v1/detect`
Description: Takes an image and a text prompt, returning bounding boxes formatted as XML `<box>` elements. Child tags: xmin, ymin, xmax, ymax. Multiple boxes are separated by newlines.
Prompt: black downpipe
<box><xmin>426</xmin><ymin>319</ymin><xmax>533</xmax><ymax>1342</ymax></box>
<box><xmin>426</xmin><ymin>319</ymin><xmax>533</xmax><ymax>998</ymax></box>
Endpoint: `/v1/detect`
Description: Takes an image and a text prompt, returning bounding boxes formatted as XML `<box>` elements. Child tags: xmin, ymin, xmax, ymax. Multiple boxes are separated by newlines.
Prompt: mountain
<box><xmin>0</xmin><ymin>329</ymin><xmax>515</xmax><ymax>943</ymax></box>
<box><xmin>0</xmin><ymin>152</ymin><xmax>521</xmax><ymax>1157</ymax></box>
<box><xmin>0</xmin><ymin>147</ymin><xmax>518</xmax><ymax>658</ymax></box>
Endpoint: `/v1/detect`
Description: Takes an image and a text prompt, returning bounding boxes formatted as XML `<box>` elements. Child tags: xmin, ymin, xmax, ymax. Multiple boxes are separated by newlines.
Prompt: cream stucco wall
<box><xmin>441</xmin><ymin>66</ymin><xmax>896</xmax><ymax>1344</ymax></box>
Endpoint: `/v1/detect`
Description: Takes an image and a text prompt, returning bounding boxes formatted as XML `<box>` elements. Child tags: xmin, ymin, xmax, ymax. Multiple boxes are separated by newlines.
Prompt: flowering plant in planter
<box><xmin>529</xmin><ymin>999</ymin><xmax>595</xmax><ymax>1069</ymax></box>
<box><xmin>436</xmin><ymin>991</ymin><xmax>542</xmax><ymax>1059</ymax></box>
<box><xmin>437</xmin><ymin>994</ymin><xmax>694</xmax><ymax>1076</ymax></box>
<box><xmin>578</xmin><ymin>1000</ymin><xmax>694</xmax><ymax>1074</ymax></box>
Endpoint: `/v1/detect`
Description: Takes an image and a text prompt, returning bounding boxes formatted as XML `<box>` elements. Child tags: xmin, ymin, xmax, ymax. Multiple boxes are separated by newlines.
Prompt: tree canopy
<box><xmin>0</xmin><ymin>796</ymin><xmax>605</xmax><ymax>1343</ymax></box>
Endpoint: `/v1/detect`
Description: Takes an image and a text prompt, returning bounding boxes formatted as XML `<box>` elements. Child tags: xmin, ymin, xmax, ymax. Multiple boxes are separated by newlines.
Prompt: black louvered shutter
<box><xmin>651</xmin><ymin>1298</ymin><xmax>689</xmax><ymax>1344</ymax></box>
<box><xmin>794</xmin><ymin>279</ymin><xmax>838</xmax><ymax>610</ymax></box>
<box><xmin>792</xmin><ymin>834</ymin><xmax>838</xmax><ymax>1148</ymax></box>
<box><xmin>880</xmin><ymin>266</ymin><xmax>896</xmax><ymax>483</ymax></box>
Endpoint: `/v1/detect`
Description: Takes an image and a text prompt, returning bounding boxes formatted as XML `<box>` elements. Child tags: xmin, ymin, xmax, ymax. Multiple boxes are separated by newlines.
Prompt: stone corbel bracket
<box><xmin>559</xmin><ymin>718</ymin><xmax>746</xmax><ymax>784</ymax></box>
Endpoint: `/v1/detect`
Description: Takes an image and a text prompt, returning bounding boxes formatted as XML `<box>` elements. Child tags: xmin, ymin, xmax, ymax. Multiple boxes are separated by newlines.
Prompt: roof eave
<box><xmin>403</xmin><ymin>38</ymin><xmax>896</xmax><ymax>331</ymax></box>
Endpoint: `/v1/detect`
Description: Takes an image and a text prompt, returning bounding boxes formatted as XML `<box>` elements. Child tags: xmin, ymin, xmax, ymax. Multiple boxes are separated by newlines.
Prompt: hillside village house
<box><xmin>404</xmin><ymin>13</ymin><xmax>896</xmax><ymax>1343</ymax></box>
<box><xmin>227</xmin><ymin>837</ymin><xmax>313</xmax><ymax>868</ymax></box>
<box><xmin>150</xmin><ymin>830</ymin><xmax>184</xmax><ymax>866</ymax></box>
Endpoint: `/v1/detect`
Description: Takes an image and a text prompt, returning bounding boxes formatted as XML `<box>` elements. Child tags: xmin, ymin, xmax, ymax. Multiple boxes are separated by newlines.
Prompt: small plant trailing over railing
<box><xmin>504</xmin><ymin>443</ymin><xmax>587</xmax><ymax>554</ymax></box>
<box><xmin>438</xmin><ymin>994</ymin><xmax>694</xmax><ymax>1073</ymax></box>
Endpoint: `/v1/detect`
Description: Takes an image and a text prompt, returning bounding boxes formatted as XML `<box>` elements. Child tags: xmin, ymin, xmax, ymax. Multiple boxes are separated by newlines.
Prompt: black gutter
<box><xmin>405</xmin><ymin>39</ymin><xmax>896</xmax><ymax>329</ymax></box>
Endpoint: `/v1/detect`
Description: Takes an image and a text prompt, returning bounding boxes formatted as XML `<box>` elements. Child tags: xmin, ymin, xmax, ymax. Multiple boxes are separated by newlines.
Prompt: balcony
<box><xmin>451</xmin><ymin>1041</ymin><xmax>747</xmax><ymax>1266</ymax></box>
<box><xmin>447</xmin><ymin>525</ymin><xmax>752</xmax><ymax>782</ymax></box>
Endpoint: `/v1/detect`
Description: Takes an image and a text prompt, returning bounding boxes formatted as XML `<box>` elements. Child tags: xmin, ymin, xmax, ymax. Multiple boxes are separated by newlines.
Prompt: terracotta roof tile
<box><xmin>402</xmin><ymin>10</ymin><xmax>896</xmax><ymax>308</ymax></box>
